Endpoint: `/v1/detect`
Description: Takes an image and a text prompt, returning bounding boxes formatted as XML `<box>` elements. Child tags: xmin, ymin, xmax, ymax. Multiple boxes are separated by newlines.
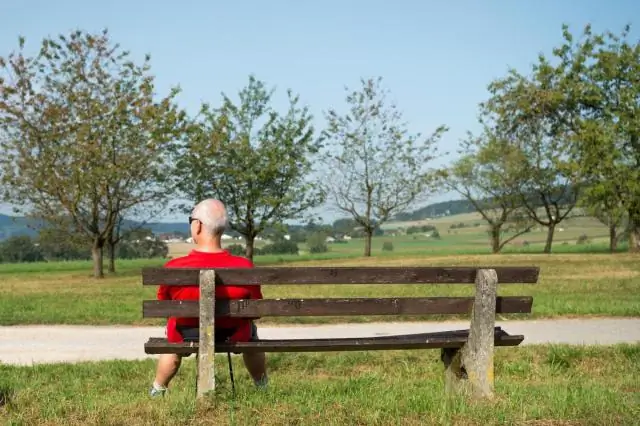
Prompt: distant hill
<box><xmin>0</xmin><ymin>214</ymin><xmax>189</xmax><ymax>241</ymax></box>
<box><xmin>392</xmin><ymin>199</ymin><xmax>476</xmax><ymax>222</ymax></box>
<box><xmin>393</xmin><ymin>186</ymin><xmax>579</xmax><ymax>223</ymax></box>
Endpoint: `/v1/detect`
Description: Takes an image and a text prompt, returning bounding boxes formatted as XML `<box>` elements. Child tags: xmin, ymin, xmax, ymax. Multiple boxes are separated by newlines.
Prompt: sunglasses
<box><xmin>188</xmin><ymin>216</ymin><xmax>200</xmax><ymax>224</ymax></box>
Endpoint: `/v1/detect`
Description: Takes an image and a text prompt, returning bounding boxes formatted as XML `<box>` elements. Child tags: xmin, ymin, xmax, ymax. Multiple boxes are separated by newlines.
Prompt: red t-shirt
<box><xmin>157</xmin><ymin>249</ymin><xmax>263</xmax><ymax>343</ymax></box>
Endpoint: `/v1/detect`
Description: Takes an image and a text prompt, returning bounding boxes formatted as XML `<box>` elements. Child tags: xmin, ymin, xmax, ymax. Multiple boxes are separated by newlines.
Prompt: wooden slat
<box><xmin>142</xmin><ymin>296</ymin><xmax>533</xmax><ymax>318</ymax></box>
<box><xmin>143</xmin><ymin>328</ymin><xmax>525</xmax><ymax>354</ymax></box>
<box><xmin>142</xmin><ymin>266</ymin><xmax>540</xmax><ymax>286</ymax></box>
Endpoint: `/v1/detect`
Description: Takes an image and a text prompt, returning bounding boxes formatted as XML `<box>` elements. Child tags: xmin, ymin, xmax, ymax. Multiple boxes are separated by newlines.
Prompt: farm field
<box><xmin>1</xmin><ymin>344</ymin><xmax>638</xmax><ymax>425</ymax></box>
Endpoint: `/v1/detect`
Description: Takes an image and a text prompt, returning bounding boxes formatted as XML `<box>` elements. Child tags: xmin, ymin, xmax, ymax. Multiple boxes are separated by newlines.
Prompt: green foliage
<box><xmin>0</xmin><ymin>29</ymin><xmax>187</xmax><ymax>277</ymax></box>
<box><xmin>381</xmin><ymin>241</ymin><xmax>394</xmax><ymax>252</ymax></box>
<box><xmin>116</xmin><ymin>238</ymin><xmax>168</xmax><ymax>259</ymax></box>
<box><xmin>406</xmin><ymin>224</ymin><xmax>437</xmax><ymax>234</ymax></box>
<box><xmin>438</xmin><ymin>130</ymin><xmax>534</xmax><ymax>253</ymax></box>
<box><xmin>319</xmin><ymin>77</ymin><xmax>447</xmax><ymax>256</ymax></box>
<box><xmin>225</xmin><ymin>244</ymin><xmax>246</xmax><ymax>257</ymax></box>
<box><xmin>306</xmin><ymin>232</ymin><xmax>329</xmax><ymax>254</ymax></box>
<box><xmin>173</xmin><ymin>75</ymin><xmax>323</xmax><ymax>259</ymax></box>
<box><xmin>37</xmin><ymin>226</ymin><xmax>91</xmax><ymax>261</ymax></box>
<box><xmin>0</xmin><ymin>236</ymin><xmax>43</xmax><ymax>263</ymax></box>
<box><xmin>260</xmin><ymin>239</ymin><xmax>299</xmax><ymax>256</ymax></box>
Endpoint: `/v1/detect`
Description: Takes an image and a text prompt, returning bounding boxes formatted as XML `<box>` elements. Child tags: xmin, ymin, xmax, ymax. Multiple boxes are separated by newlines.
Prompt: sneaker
<box><xmin>149</xmin><ymin>386</ymin><xmax>167</xmax><ymax>397</ymax></box>
<box><xmin>254</xmin><ymin>376</ymin><xmax>269</xmax><ymax>390</ymax></box>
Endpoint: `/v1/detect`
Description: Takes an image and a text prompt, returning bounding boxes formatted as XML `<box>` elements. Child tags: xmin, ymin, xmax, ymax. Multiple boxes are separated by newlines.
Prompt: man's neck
<box><xmin>194</xmin><ymin>243</ymin><xmax>225</xmax><ymax>254</ymax></box>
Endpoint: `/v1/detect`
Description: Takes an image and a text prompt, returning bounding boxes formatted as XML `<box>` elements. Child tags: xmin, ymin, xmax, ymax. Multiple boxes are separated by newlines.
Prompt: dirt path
<box><xmin>1</xmin><ymin>318</ymin><xmax>638</xmax><ymax>366</ymax></box>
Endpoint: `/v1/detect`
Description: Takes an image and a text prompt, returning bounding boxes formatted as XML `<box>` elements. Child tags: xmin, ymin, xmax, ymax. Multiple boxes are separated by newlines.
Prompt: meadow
<box><xmin>0</xmin><ymin>213</ymin><xmax>638</xmax><ymax>326</ymax></box>
<box><xmin>1</xmin><ymin>213</ymin><xmax>638</xmax><ymax>425</ymax></box>
<box><xmin>1</xmin><ymin>344</ymin><xmax>638</xmax><ymax>425</ymax></box>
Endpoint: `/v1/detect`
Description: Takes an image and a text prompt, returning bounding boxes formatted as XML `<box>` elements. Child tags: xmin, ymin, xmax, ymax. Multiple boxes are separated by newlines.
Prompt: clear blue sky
<box><xmin>1</xmin><ymin>1</ymin><xmax>637</xmax><ymax>223</ymax></box>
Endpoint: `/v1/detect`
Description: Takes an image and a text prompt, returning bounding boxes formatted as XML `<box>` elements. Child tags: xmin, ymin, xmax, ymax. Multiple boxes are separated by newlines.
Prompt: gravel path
<box><xmin>1</xmin><ymin>318</ymin><xmax>638</xmax><ymax>366</ymax></box>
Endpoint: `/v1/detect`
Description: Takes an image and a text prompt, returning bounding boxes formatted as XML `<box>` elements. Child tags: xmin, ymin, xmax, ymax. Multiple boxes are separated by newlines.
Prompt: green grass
<box><xmin>0</xmin><ymin>252</ymin><xmax>638</xmax><ymax>326</ymax></box>
<box><xmin>1</xmin><ymin>344</ymin><xmax>638</xmax><ymax>425</ymax></box>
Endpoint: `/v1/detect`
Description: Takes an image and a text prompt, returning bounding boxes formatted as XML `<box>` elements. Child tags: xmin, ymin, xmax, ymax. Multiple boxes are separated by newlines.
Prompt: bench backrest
<box><xmin>141</xmin><ymin>266</ymin><xmax>539</xmax><ymax>320</ymax></box>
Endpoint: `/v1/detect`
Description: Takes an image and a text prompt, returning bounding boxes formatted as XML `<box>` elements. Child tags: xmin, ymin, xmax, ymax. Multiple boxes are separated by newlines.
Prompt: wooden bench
<box><xmin>141</xmin><ymin>265</ymin><xmax>539</xmax><ymax>399</ymax></box>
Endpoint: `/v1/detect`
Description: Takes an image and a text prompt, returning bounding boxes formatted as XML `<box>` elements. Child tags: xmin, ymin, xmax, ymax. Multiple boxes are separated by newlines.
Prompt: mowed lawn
<box><xmin>1</xmin><ymin>344</ymin><xmax>638</xmax><ymax>425</ymax></box>
<box><xmin>0</xmin><ymin>251</ymin><xmax>638</xmax><ymax>326</ymax></box>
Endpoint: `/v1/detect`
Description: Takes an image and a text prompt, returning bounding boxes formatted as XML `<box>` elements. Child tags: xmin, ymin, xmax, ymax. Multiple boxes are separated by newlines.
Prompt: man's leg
<box><xmin>155</xmin><ymin>353</ymin><xmax>183</xmax><ymax>387</ymax></box>
<box><xmin>243</xmin><ymin>322</ymin><xmax>268</xmax><ymax>387</ymax></box>
<box><xmin>151</xmin><ymin>353</ymin><xmax>182</xmax><ymax>396</ymax></box>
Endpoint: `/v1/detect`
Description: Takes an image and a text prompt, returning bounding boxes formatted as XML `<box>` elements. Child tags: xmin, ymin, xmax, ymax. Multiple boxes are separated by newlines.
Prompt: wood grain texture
<box><xmin>143</xmin><ymin>328</ymin><xmax>524</xmax><ymax>355</ymax></box>
<box><xmin>142</xmin><ymin>266</ymin><xmax>540</xmax><ymax>286</ymax></box>
<box><xmin>142</xmin><ymin>296</ymin><xmax>533</xmax><ymax>318</ymax></box>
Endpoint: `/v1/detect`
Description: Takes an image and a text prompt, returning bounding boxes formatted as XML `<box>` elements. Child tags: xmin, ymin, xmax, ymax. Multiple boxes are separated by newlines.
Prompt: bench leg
<box><xmin>441</xmin><ymin>269</ymin><xmax>498</xmax><ymax>399</ymax></box>
<box><xmin>441</xmin><ymin>348</ymin><xmax>468</xmax><ymax>395</ymax></box>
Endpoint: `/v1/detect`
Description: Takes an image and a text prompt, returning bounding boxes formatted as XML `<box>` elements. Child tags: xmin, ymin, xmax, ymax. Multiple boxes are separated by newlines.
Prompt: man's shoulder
<box><xmin>163</xmin><ymin>256</ymin><xmax>192</xmax><ymax>268</ymax></box>
<box><xmin>163</xmin><ymin>251</ymin><xmax>254</xmax><ymax>269</ymax></box>
<box><xmin>223</xmin><ymin>254</ymin><xmax>254</xmax><ymax>268</ymax></box>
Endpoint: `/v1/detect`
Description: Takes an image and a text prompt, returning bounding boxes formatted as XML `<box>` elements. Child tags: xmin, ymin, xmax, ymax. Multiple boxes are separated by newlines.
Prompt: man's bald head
<box><xmin>191</xmin><ymin>199</ymin><xmax>228</xmax><ymax>237</ymax></box>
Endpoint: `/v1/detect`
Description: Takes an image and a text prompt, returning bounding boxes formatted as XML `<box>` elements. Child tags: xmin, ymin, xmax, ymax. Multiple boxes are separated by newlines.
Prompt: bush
<box><xmin>430</xmin><ymin>229</ymin><xmax>441</xmax><ymax>240</ymax></box>
<box><xmin>382</xmin><ymin>241</ymin><xmax>394</xmax><ymax>252</ymax></box>
<box><xmin>576</xmin><ymin>234</ymin><xmax>589</xmax><ymax>244</ymax></box>
<box><xmin>307</xmin><ymin>232</ymin><xmax>328</xmax><ymax>254</ymax></box>
<box><xmin>260</xmin><ymin>239</ymin><xmax>299</xmax><ymax>255</ymax></box>
<box><xmin>225</xmin><ymin>244</ymin><xmax>246</xmax><ymax>256</ymax></box>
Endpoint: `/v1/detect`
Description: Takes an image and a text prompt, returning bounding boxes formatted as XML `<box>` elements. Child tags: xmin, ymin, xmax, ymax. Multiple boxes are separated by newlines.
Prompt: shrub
<box><xmin>261</xmin><ymin>240</ymin><xmax>299</xmax><ymax>255</ymax></box>
<box><xmin>225</xmin><ymin>244</ymin><xmax>246</xmax><ymax>256</ymax></box>
<box><xmin>382</xmin><ymin>241</ymin><xmax>394</xmax><ymax>252</ymax></box>
<box><xmin>307</xmin><ymin>232</ymin><xmax>328</xmax><ymax>253</ymax></box>
<box><xmin>577</xmin><ymin>234</ymin><xmax>589</xmax><ymax>244</ymax></box>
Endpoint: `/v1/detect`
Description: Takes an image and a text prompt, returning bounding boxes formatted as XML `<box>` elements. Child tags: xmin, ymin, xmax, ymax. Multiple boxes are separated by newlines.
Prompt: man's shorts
<box><xmin>175</xmin><ymin>322</ymin><xmax>259</xmax><ymax>355</ymax></box>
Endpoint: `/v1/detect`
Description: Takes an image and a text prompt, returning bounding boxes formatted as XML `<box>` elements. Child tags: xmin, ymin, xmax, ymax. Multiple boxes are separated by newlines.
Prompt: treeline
<box><xmin>0</xmin><ymin>24</ymin><xmax>637</xmax><ymax>277</ymax></box>
<box><xmin>0</xmin><ymin>228</ymin><xmax>168</xmax><ymax>264</ymax></box>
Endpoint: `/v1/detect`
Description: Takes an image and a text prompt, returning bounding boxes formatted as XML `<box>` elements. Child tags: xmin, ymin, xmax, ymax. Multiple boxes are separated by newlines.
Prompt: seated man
<box><xmin>150</xmin><ymin>199</ymin><xmax>268</xmax><ymax>397</ymax></box>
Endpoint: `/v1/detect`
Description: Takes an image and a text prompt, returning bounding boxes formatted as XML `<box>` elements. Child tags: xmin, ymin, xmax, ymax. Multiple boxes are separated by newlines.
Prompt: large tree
<box><xmin>480</xmin><ymin>58</ymin><xmax>581</xmax><ymax>253</ymax></box>
<box><xmin>440</xmin><ymin>130</ymin><xmax>534</xmax><ymax>254</ymax></box>
<box><xmin>0</xmin><ymin>29</ymin><xmax>187</xmax><ymax>277</ymax></box>
<box><xmin>174</xmin><ymin>75</ymin><xmax>323</xmax><ymax>260</ymax></box>
<box><xmin>319</xmin><ymin>77</ymin><xmax>447</xmax><ymax>256</ymax></box>
<box><xmin>569</xmin><ymin>24</ymin><xmax>640</xmax><ymax>252</ymax></box>
<box><xmin>505</xmin><ymin>24</ymin><xmax>640</xmax><ymax>252</ymax></box>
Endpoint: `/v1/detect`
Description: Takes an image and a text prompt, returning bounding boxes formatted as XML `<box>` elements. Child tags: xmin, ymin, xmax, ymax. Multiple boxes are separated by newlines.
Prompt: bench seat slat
<box><xmin>142</xmin><ymin>296</ymin><xmax>533</xmax><ymax>318</ymax></box>
<box><xmin>143</xmin><ymin>328</ymin><xmax>524</xmax><ymax>354</ymax></box>
<box><xmin>142</xmin><ymin>266</ymin><xmax>540</xmax><ymax>286</ymax></box>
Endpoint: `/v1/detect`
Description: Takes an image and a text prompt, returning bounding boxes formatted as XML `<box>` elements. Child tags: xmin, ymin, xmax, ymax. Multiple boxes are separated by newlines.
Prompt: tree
<box><xmin>0</xmin><ymin>29</ymin><xmax>187</xmax><ymax>277</ymax></box>
<box><xmin>173</xmin><ymin>75</ymin><xmax>323</xmax><ymax>260</ymax></box>
<box><xmin>529</xmin><ymin>24</ymin><xmax>640</xmax><ymax>252</ymax></box>
<box><xmin>481</xmin><ymin>58</ymin><xmax>581</xmax><ymax>253</ymax></box>
<box><xmin>319</xmin><ymin>77</ymin><xmax>447</xmax><ymax>256</ymax></box>
<box><xmin>37</xmin><ymin>222</ymin><xmax>92</xmax><ymax>261</ymax></box>
<box><xmin>570</xmin><ymin>25</ymin><xmax>640</xmax><ymax>252</ymax></box>
<box><xmin>440</xmin><ymin>130</ymin><xmax>534</xmax><ymax>253</ymax></box>
<box><xmin>580</xmin><ymin>185</ymin><xmax>628</xmax><ymax>252</ymax></box>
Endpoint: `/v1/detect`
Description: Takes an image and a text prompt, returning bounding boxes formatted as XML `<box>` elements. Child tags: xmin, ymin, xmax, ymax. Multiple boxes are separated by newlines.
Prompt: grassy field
<box><xmin>1</xmin><ymin>344</ymin><xmax>638</xmax><ymax>425</ymax></box>
<box><xmin>0</xmin><ymin>251</ymin><xmax>638</xmax><ymax>326</ymax></box>
<box><xmin>165</xmin><ymin>213</ymin><xmax>619</xmax><ymax>259</ymax></box>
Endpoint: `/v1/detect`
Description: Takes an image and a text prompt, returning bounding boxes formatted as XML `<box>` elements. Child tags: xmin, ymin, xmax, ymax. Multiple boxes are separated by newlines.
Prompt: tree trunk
<box><xmin>490</xmin><ymin>226</ymin><xmax>500</xmax><ymax>254</ymax></box>
<box><xmin>609</xmin><ymin>223</ymin><xmax>618</xmax><ymax>253</ymax></box>
<box><xmin>106</xmin><ymin>241</ymin><xmax>116</xmax><ymax>273</ymax></box>
<box><xmin>543</xmin><ymin>223</ymin><xmax>556</xmax><ymax>254</ymax></box>
<box><xmin>91</xmin><ymin>243</ymin><xmax>104</xmax><ymax>279</ymax></box>
<box><xmin>244</xmin><ymin>234</ymin><xmax>255</xmax><ymax>260</ymax></box>
<box><xmin>364</xmin><ymin>229</ymin><xmax>373</xmax><ymax>257</ymax></box>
